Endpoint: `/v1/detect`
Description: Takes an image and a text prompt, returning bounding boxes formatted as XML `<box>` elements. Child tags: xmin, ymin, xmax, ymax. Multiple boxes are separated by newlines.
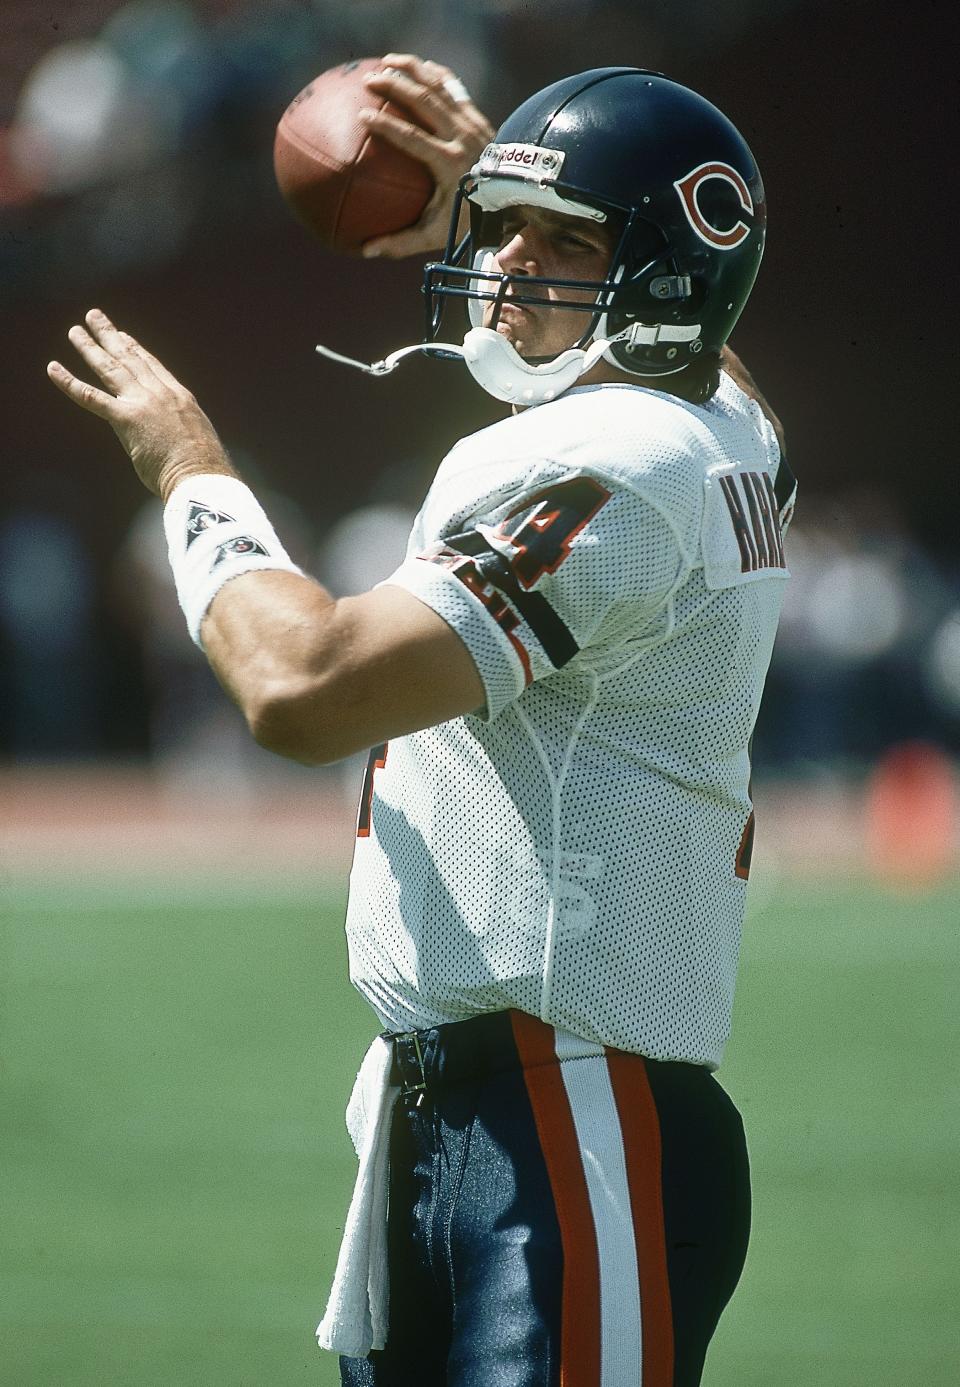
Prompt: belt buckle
<box><xmin>398</xmin><ymin>1030</ymin><xmax>428</xmax><ymax>1108</ymax></box>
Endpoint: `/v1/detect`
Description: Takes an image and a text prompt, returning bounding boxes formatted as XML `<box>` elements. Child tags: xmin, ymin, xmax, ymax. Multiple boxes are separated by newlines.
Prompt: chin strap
<box><xmin>459</xmin><ymin>327</ymin><xmax>615</xmax><ymax>404</ymax></box>
<box><xmin>316</xmin><ymin>326</ymin><xmax>627</xmax><ymax>405</ymax></box>
<box><xmin>314</xmin><ymin>340</ymin><xmax>465</xmax><ymax>376</ymax></box>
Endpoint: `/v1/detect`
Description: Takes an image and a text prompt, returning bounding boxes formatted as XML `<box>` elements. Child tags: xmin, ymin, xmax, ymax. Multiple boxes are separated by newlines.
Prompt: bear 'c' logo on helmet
<box><xmin>673</xmin><ymin>161</ymin><xmax>754</xmax><ymax>250</ymax></box>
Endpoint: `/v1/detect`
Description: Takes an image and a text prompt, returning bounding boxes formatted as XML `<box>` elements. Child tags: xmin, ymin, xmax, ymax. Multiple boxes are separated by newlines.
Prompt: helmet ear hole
<box><xmin>603</xmin><ymin>217</ymin><xmax>676</xmax><ymax>324</ymax></box>
<box><xmin>623</xmin><ymin>217</ymin><xmax>669</xmax><ymax>272</ymax></box>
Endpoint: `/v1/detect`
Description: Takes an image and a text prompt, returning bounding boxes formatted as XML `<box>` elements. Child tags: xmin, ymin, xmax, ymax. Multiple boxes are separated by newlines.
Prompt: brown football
<box><xmin>273</xmin><ymin>58</ymin><xmax>435</xmax><ymax>255</ymax></box>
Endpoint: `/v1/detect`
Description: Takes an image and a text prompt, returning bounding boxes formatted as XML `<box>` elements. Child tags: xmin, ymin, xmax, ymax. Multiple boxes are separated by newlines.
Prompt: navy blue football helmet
<box><xmin>423</xmin><ymin>68</ymin><xmax>766</xmax><ymax>402</ymax></box>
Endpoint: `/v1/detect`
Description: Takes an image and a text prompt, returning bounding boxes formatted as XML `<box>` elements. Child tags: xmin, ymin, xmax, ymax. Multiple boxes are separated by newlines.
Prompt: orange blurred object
<box><xmin>865</xmin><ymin>741</ymin><xmax>958</xmax><ymax>888</ymax></box>
<box><xmin>0</xmin><ymin>125</ymin><xmax>43</xmax><ymax>207</ymax></box>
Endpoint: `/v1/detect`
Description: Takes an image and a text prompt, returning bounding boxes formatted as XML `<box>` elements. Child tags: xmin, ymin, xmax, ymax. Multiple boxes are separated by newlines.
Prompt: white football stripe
<box><xmin>555</xmin><ymin>1029</ymin><xmax>643</xmax><ymax>1386</ymax></box>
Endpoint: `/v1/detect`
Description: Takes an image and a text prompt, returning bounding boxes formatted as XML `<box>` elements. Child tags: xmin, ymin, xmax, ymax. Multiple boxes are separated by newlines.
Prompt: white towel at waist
<box><xmin>316</xmin><ymin>1034</ymin><xmax>399</xmax><ymax>1358</ymax></box>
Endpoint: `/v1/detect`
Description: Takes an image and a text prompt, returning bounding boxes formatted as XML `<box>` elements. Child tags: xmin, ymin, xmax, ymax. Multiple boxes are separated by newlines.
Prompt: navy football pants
<box><xmin>340</xmin><ymin>1010</ymin><xmax>750</xmax><ymax>1387</ymax></box>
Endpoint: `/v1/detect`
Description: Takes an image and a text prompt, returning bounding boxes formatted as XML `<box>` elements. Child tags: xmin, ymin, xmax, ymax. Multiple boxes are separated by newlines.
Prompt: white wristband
<box><xmin>163</xmin><ymin>474</ymin><xmax>303</xmax><ymax>647</ymax></box>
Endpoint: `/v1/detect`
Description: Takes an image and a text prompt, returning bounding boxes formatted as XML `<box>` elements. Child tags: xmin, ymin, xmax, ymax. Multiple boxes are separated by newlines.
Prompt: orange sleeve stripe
<box><xmin>505</xmin><ymin>628</ymin><xmax>533</xmax><ymax>685</ymax></box>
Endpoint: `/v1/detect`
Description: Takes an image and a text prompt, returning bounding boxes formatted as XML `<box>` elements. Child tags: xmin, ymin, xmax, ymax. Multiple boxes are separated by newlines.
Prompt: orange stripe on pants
<box><xmin>510</xmin><ymin>1011</ymin><xmax>601</xmax><ymax>1387</ymax></box>
<box><xmin>606</xmin><ymin>1050</ymin><xmax>675</xmax><ymax>1386</ymax></box>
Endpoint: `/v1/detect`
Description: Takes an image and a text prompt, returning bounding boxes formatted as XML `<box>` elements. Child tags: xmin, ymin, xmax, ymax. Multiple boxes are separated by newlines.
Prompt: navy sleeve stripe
<box><xmin>773</xmin><ymin>455</ymin><xmax>797</xmax><ymax>520</ymax></box>
<box><xmin>445</xmin><ymin>530</ymin><xmax>580</xmax><ymax>669</ymax></box>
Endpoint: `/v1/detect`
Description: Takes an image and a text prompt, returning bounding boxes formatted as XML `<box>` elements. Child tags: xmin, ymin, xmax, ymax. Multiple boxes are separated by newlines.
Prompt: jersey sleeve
<box><xmin>381</xmin><ymin>470</ymin><xmax>692</xmax><ymax>721</ymax></box>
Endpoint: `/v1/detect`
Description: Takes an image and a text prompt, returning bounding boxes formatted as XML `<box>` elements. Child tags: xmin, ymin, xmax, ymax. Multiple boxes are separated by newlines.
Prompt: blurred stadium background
<box><xmin>1</xmin><ymin>1</ymin><xmax>957</xmax><ymax>1383</ymax></box>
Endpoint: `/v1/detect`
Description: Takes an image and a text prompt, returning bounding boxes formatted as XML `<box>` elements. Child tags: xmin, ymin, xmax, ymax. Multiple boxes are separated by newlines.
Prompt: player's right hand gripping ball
<box><xmin>273</xmin><ymin>58</ymin><xmax>435</xmax><ymax>255</ymax></box>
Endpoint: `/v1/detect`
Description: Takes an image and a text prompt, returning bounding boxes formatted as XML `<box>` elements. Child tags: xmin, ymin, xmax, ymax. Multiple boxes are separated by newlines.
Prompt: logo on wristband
<box><xmin>211</xmin><ymin>535</ymin><xmax>269</xmax><ymax>568</ymax></box>
<box><xmin>186</xmin><ymin>501</ymin><xmax>236</xmax><ymax>547</ymax></box>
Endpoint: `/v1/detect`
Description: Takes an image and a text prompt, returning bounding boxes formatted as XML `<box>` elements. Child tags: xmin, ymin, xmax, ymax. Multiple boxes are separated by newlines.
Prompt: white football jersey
<box><xmin>344</xmin><ymin>373</ymin><xmax>795</xmax><ymax>1067</ymax></box>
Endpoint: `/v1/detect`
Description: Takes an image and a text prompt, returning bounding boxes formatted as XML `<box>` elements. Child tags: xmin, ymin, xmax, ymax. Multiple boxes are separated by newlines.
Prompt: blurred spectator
<box><xmin>754</xmin><ymin>488</ymin><xmax>956</xmax><ymax>773</ymax></box>
<box><xmin>314</xmin><ymin>458</ymin><xmax>425</xmax><ymax>800</ymax></box>
<box><xmin>318</xmin><ymin>501</ymin><xmax>414</xmax><ymax>597</ymax></box>
<box><xmin>0</xmin><ymin>504</ymin><xmax>99</xmax><ymax>758</ymax></box>
<box><xmin>926</xmin><ymin>609</ymin><xmax>960</xmax><ymax>725</ymax></box>
<box><xmin>12</xmin><ymin>36</ymin><xmax>166</xmax><ymax>195</ymax></box>
<box><xmin>316</xmin><ymin>453</ymin><xmax>436</xmax><ymax>596</ymax></box>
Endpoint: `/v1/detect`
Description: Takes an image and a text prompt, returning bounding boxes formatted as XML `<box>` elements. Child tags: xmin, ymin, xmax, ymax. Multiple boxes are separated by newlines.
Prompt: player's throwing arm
<box><xmin>47</xmin><ymin>309</ymin><xmax>484</xmax><ymax>765</ymax></box>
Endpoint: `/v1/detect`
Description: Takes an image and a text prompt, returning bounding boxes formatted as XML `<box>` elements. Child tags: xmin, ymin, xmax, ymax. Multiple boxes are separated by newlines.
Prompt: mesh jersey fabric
<box><xmin>344</xmin><ymin>373</ymin><xmax>792</xmax><ymax>1067</ymax></box>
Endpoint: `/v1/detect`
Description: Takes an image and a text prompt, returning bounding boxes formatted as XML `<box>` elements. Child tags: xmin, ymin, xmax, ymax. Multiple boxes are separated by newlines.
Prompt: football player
<box><xmin>49</xmin><ymin>63</ymin><xmax>794</xmax><ymax>1387</ymax></box>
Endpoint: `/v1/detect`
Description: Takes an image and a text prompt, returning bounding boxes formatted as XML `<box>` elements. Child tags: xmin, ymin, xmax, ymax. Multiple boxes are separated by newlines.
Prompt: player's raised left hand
<box><xmin>359</xmin><ymin>53</ymin><xmax>495</xmax><ymax>259</ymax></box>
<box><xmin>47</xmin><ymin>309</ymin><xmax>235</xmax><ymax>501</ymax></box>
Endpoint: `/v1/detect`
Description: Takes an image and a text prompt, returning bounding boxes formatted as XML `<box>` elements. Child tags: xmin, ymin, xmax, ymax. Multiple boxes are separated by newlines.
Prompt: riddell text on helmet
<box><xmin>478</xmin><ymin>143</ymin><xmax>566</xmax><ymax>181</ymax></box>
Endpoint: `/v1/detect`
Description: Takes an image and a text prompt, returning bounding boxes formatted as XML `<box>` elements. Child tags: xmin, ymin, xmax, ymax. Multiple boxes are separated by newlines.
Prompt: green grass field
<box><xmin>2</xmin><ymin>866</ymin><xmax>958</xmax><ymax>1385</ymax></box>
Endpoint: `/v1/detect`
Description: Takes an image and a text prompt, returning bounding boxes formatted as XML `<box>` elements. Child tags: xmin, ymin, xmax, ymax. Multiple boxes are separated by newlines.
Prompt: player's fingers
<box><xmin>378</xmin><ymin>53</ymin><xmax>460</xmax><ymax>88</ymax></box>
<box><xmin>46</xmin><ymin>359</ymin><xmax>126</xmax><ymax>420</ymax></box>
<box><xmin>83</xmin><ymin>308</ymin><xmax>159</xmax><ymax>388</ymax></box>
<box><xmin>378</xmin><ymin>55</ymin><xmax>488</xmax><ymax>121</ymax></box>
<box><xmin>376</xmin><ymin>55</ymin><xmax>459</xmax><ymax>93</ymax></box>
<box><xmin>66</xmin><ymin>323</ymin><xmax>138</xmax><ymax>392</ymax></box>
<box><xmin>117</xmin><ymin>331</ymin><xmax>188</xmax><ymax>394</ymax></box>
<box><xmin>364</xmin><ymin>67</ymin><xmax>459</xmax><ymax>140</ymax></box>
<box><xmin>409</xmin><ymin>59</ymin><xmax>476</xmax><ymax>110</ymax></box>
<box><xmin>359</xmin><ymin>104</ymin><xmax>447</xmax><ymax>161</ymax></box>
<box><xmin>83</xmin><ymin>307</ymin><xmax>130</xmax><ymax>355</ymax></box>
<box><xmin>378</xmin><ymin>53</ymin><xmax>431</xmax><ymax>77</ymax></box>
<box><xmin>362</xmin><ymin>99</ymin><xmax>490</xmax><ymax>164</ymax></box>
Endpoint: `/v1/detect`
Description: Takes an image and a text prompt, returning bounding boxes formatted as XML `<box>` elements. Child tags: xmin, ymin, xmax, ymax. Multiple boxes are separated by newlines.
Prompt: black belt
<box><xmin>388</xmin><ymin>1010</ymin><xmax>529</xmax><ymax>1105</ymax></box>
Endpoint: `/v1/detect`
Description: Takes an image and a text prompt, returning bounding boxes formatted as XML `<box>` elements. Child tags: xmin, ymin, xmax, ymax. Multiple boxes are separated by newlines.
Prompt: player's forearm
<box><xmin>201</xmin><ymin>569</ymin><xmax>484</xmax><ymax>765</ymax></box>
<box><xmin>200</xmin><ymin>570</ymin><xmax>352</xmax><ymax>765</ymax></box>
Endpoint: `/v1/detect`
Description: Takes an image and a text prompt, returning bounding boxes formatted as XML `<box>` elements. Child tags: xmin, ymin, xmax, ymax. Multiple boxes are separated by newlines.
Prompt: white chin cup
<box><xmin>467</xmin><ymin>250</ymin><xmax>499</xmax><ymax>330</ymax></box>
<box><xmin>460</xmin><ymin>327</ymin><xmax>610</xmax><ymax>406</ymax></box>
